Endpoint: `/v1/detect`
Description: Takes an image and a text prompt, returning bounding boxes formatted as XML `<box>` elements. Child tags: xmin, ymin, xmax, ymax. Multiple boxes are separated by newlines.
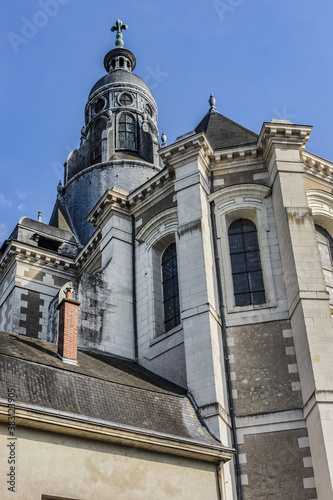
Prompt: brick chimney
<box><xmin>57</xmin><ymin>287</ymin><xmax>80</xmax><ymax>364</ymax></box>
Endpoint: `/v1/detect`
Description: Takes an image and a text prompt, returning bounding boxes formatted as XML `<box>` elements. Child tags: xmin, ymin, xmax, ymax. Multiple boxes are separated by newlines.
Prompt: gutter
<box><xmin>0</xmin><ymin>402</ymin><xmax>234</xmax><ymax>463</ymax></box>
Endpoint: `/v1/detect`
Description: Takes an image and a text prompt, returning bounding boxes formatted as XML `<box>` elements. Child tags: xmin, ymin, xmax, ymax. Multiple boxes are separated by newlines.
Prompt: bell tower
<box><xmin>51</xmin><ymin>20</ymin><xmax>161</xmax><ymax>244</ymax></box>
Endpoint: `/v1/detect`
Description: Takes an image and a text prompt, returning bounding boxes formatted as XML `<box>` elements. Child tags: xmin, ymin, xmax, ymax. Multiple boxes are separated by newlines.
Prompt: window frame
<box><xmin>91</xmin><ymin>117</ymin><xmax>106</xmax><ymax>163</ymax></box>
<box><xmin>161</xmin><ymin>242</ymin><xmax>181</xmax><ymax>332</ymax></box>
<box><xmin>315</xmin><ymin>224</ymin><xmax>333</xmax><ymax>305</ymax></box>
<box><xmin>117</xmin><ymin>112</ymin><xmax>137</xmax><ymax>151</ymax></box>
<box><xmin>136</xmin><ymin>207</ymin><xmax>181</xmax><ymax>338</ymax></box>
<box><xmin>211</xmin><ymin>184</ymin><xmax>276</xmax><ymax>315</ymax></box>
<box><xmin>228</xmin><ymin>218</ymin><xmax>266</xmax><ymax>307</ymax></box>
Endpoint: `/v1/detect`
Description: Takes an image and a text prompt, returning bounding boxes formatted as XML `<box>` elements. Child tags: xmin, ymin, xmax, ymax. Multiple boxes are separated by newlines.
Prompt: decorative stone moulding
<box><xmin>302</xmin><ymin>151</ymin><xmax>333</xmax><ymax>177</ymax></box>
<box><xmin>213</xmin><ymin>146</ymin><xmax>259</xmax><ymax>163</ymax></box>
<box><xmin>128</xmin><ymin>169</ymin><xmax>173</xmax><ymax>206</ymax></box>
<box><xmin>159</xmin><ymin>132</ymin><xmax>214</xmax><ymax>168</ymax></box>
<box><xmin>0</xmin><ymin>243</ymin><xmax>76</xmax><ymax>272</ymax></box>
<box><xmin>307</xmin><ymin>189</ymin><xmax>333</xmax><ymax>237</ymax></box>
<box><xmin>75</xmin><ymin>231</ymin><xmax>102</xmax><ymax>270</ymax></box>
<box><xmin>136</xmin><ymin>207</ymin><xmax>178</xmax><ymax>249</ymax></box>
<box><xmin>87</xmin><ymin>188</ymin><xmax>129</xmax><ymax>227</ymax></box>
<box><xmin>258</xmin><ymin>122</ymin><xmax>313</xmax><ymax>162</ymax></box>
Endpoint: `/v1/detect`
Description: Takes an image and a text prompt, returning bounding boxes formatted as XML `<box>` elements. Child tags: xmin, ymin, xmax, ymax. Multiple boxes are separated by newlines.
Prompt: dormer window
<box><xmin>37</xmin><ymin>236</ymin><xmax>60</xmax><ymax>253</ymax></box>
<box><xmin>118</xmin><ymin>113</ymin><xmax>136</xmax><ymax>150</ymax></box>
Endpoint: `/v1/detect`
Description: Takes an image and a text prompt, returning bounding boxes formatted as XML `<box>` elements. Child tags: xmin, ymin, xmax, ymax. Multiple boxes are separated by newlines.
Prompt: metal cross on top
<box><xmin>111</xmin><ymin>19</ymin><xmax>128</xmax><ymax>47</ymax></box>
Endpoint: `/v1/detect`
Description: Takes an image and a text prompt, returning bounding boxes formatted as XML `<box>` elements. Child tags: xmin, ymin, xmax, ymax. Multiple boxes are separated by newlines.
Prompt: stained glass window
<box><xmin>162</xmin><ymin>243</ymin><xmax>180</xmax><ymax>332</ymax></box>
<box><xmin>228</xmin><ymin>219</ymin><xmax>265</xmax><ymax>306</ymax></box>
<box><xmin>118</xmin><ymin>113</ymin><xmax>136</xmax><ymax>150</ymax></box>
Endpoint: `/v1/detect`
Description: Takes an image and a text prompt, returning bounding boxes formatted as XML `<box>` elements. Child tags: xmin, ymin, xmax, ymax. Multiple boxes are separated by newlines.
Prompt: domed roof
<box><xmin>89</xmin><ymin>69</ymin><xmax>153</xmax><ymax>98</ymax></box>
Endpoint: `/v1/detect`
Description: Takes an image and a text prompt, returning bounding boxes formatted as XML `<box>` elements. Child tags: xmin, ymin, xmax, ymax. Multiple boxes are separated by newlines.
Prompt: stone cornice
<box><xmin>212</xmin><ymin>144</ymin><xmax>260</xmax><ymax>166</ymax></box>
<box><xmin>0</xmin><ymin>403</ymin><xmax>235</xmax><ymax>464</ymax></box>
<box><xmin>64</xmin><ymin>158</ymin><xmax>160</xmax><ymax>191</ymax></box>
<box><xmin>0</xmin><ymin>241</ymin><xmax>76</xmax><ymax>274</ymax></box>
<box><xmin>128</xmin><ymin>168</ymin><xmax>174</xmax><ymax>207</ymax></box>
<box><xmin>258</xmin><ymin>121</ymin><xmax>312</xmax><ymax>161</ymax></box>
<box><xmin>302</xmin><ymin>150</ymin><xmax>333</xmax><ymax>177</ymax></box>
<box><xmin>87</xmin><ymin>187</ymin><xmax>129</xmax><ymax>227</ymax></box>
<box><xmin>75</xmin><ymin>230</ymin><xmax>102</xmax><ymax>271</ymax></box>
<box><xmin>159</xmin><ymin>132</ymin><xmax>214</xmax><ymax>169</ymax></box>
<box><xmin>303</xmin><ymin>390</ymin><xmax>333</xmax><ymax>420</ymax></box>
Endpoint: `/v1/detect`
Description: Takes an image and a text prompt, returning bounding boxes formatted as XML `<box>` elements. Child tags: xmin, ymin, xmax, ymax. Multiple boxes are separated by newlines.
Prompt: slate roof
<box><xmin>195</xmin><ymin>109</ymin><xmax>258</xmax><ymax>150</ymax></box>
<box><xmin>0</xmin><ymin>331</ymin><xmax>220</xmax><ymax>447</ymax></box>
<box><xmin>18</xmin><ymin>217</ymin><xmax>76</xmax><ymax>242</ymax></box>
<box><xmin>89</xmin><ymin>69</ymin><xmax>152</xmax><ymax>98</ymax></box>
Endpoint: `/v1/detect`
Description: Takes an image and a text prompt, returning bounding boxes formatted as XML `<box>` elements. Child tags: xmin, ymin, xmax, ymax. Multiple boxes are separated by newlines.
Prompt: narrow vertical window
<box><xmin>228</xmin><ymin>219</ymin><xmax>265</xmax><ymax>306</ymax></box>
<box><xmin>315</xmin><ymin>225</ymin><xmax>333</xmax><ymax>305</ymax></box>
<box><xmin>162</xmin><ymin>243</ymin><xmax>180</xmax><ymax>332</ymax></box>
<box><xmin>92</xmin><ymin>118</ymin><xmax>105</xmax><ymax>162</ymax></box>
<box><xmin>118</xmin><ymin>113</ymin><xmax>135</xmax><ymax>150</ymax></box>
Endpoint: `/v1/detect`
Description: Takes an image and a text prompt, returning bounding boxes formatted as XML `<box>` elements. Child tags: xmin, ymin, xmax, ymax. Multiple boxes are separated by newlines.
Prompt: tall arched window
<box><xmin>118</xmin><ymin>113</ymin><xmax>136</xmax><ymax>150</ymax></box>
<box><xmin>162</xmin><ymin>243</ymin><xmax>180</xmax><ymax>331</ymax></box>
<box><xmin>228</xmin><ymin>219</ymin><xmax>265</xmax><ymax>307</ymax></box>
<box><xmin>92</xmin><ymin>118</ymin><xmax>105</xmax><ymax>163</ymax></box>
<box><xmin>315</xmin><ymin>225</ymin><xmax>333</xmax><ymax>305</ymax></box>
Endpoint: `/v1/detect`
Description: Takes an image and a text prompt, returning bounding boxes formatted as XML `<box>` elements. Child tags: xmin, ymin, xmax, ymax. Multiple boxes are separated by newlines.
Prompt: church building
<box><xmin>0</xmin><ymin>20</ymin><xmax>333</xmax><ymax>500</ymax></box>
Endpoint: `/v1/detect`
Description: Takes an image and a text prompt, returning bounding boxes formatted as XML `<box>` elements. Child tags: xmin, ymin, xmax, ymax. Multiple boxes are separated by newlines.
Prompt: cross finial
<box><xmin>111</xmin><ymin>19</ymin><xmax>128</xmax><ymax>47</ymax></box>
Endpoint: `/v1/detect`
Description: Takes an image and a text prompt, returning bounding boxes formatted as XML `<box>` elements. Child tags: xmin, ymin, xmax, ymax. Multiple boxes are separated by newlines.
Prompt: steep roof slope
<box><xmin>0</xmin><ymin>331</ymin><xmax>221</xmax><ymax>448</ymax></box>
<box><xmin>195</xmin><ymin>109</ymin><xmax>258</xmax><ymax>150</ymax></box>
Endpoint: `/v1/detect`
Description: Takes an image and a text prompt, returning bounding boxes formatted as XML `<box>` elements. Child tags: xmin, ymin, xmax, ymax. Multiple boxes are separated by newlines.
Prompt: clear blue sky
<box><xmin>1</xmin><ymin>0</ymin><xmax>333</xmax><ymax>244</ymax></box>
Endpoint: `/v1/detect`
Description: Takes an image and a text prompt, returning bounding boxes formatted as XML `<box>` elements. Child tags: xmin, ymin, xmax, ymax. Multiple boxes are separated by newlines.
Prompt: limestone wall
<box><xmin>0</xmin><ymin>425</ymin><xmax>221</xmax><ymax>500</ymax></box>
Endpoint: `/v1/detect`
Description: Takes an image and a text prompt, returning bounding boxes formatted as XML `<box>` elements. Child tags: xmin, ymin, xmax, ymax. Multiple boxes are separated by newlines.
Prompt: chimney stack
<box><xmin>57</xmin><ymin>287</ymin><xmax>80</xmax><ymax>364</ymax></box>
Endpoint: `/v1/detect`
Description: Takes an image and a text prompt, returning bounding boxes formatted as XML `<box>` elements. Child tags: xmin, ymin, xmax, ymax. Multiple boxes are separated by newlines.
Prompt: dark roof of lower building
<box><xmin>0</xmin><ymin>331</ymin><xmax>219</xmax><ymax>447</ymax></box>
<box><xmin>195</xmin><ymin>109</ymin><xmax>258</xmax><ymax>150</ymax></box>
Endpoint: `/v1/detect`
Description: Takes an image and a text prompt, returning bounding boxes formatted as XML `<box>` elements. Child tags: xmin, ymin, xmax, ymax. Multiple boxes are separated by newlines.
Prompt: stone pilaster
<box><xmin>259</xmin><ymin>121</ymin><xmax>333</xmax><ymax>499</ymax></box>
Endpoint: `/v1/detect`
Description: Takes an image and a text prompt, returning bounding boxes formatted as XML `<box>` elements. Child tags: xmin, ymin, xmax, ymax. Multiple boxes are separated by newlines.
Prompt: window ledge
<box><xmin>227</xmin><ymin>300</ymin><xmax>277</xmax><ymax>314</ymax></box>
<box><xmin>150</xmin><ymin>324</ymin><xmax>183</xmax><ymax>347</ymax></box>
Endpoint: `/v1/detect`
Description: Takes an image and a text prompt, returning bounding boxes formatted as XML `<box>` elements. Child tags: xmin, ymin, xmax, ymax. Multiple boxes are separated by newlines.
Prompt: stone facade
<box><xmin>1</xmin><ymin>34</ymin><xmax>333</xmax><ymax>500</ymax></box>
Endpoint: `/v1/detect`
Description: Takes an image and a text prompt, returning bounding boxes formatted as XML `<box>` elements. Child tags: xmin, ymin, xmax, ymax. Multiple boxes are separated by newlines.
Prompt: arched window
<box><xmin>228</xmin><ymin>219</ymin><xmax>265</xmax><ymax>307</ymax></box>
<box><xmin>118</xmin><ymin>113</ymin><xmax>136</xmax><ymax>150</ymax></box>
<box><xmin>92</xmin><ymin>118</ymin><xmax>105</xmax><ymax>163</ymax></box>
<box><xmin>162</xmin><ymin>243</ymin><xmax>180</xmax><ymax>331</ymax></box>
<box><xmin>315</xmin><ymin>225</ymin><xmax>333</xmax><ymax>304</ymax></box>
